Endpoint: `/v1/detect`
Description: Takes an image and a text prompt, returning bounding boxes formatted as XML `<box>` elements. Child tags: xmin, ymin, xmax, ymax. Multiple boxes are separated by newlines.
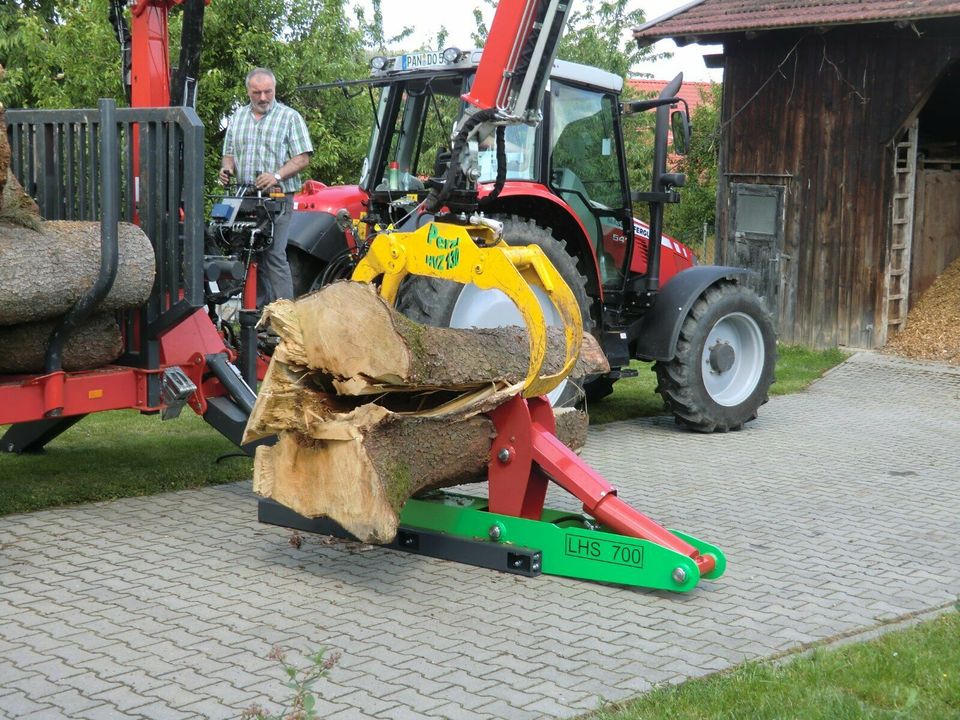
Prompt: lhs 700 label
<box><xmin>564</xmin><ymin>534</ymin><xmax>644</xmax><ymax>568</ymax></box>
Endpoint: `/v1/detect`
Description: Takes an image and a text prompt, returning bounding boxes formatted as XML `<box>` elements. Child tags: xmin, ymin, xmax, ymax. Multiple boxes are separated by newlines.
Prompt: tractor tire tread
<box><xmin>653</xmin><ymin>281</ymin><xmax>776</xmax><ymax>433</ymax></box>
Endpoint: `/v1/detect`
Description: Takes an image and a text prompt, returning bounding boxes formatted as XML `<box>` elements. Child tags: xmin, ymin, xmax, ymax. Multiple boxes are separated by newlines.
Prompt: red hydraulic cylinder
<box><xmin>129</xmin><ymin>0</ymin><xmax>183</xmax><ymax>108</ymax></box>
<box><xmin>531</xmin><ymin>424</ymin><xmax>716</xmax><ymax>576</ymax></box>
<box><xmin>487</xmin><ymin>396</ymin><xmax>716</xmax><ymax>576</ymax></box>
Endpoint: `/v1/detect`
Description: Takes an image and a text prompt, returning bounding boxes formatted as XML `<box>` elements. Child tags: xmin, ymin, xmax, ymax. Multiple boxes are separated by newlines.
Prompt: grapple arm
<box><xmin>352</xmin><ymin>221</ymin><xmax>582</xmax><ymax>398</ymax></box>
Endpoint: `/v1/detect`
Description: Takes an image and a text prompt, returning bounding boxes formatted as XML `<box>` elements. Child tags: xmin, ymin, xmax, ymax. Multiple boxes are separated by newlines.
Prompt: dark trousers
<box><xmin>258</xmin><ymin>193</ymin><xmax>295</xmax><ymax>306</ymax></box>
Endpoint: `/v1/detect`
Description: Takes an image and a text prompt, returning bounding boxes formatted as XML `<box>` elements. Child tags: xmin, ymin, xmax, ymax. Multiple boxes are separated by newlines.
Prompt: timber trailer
<box><xmin>2</xmin><ymin>0</ymin><xmax>729</xmax><ymax>591</ymax></box>
<box><xmin>284</xmin><ymin>8</ymin><xmax>777</xmax><ymax>431</ymax></box>
<box><xmin>0</xmin><ymin>0</ymin><xmax>266</xmax><ymax>454</ymax></box>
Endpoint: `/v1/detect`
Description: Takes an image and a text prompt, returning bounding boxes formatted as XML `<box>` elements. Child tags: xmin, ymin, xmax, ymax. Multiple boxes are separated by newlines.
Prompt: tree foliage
<box><xmin>469</xmin><ymin>0</ymin><xmax>665</xmax><ymax>77</ymax></box>
<box><xmin>664</xmin><ymin>83</ymin><xmax>722</xmax><ymax>260</ymax></box>
<box><xmin>0</xmin><ymin>0</ymin><xmax>121</xmax><ymax>108</ymax></box>
<box><xmin>558</xmin><ymin>0</ymin><xmax>662</xmax><ymax>78</ymax></box>
<box><xmin>0</xmin><ymin>0</ymin><xmax>379</xmax><ymax>187</ymax></box>
<box><xmin>0</xmin><ymin>0</ymin><xmax>717</xmax><ymax>251</ymax></box>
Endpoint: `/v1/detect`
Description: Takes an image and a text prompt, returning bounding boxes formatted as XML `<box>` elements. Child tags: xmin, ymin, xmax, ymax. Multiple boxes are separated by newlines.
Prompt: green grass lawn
<box><xmin>0</xmin><ymin>344</ymin><xmax>844</xmax><ymax>516</ymax></box>
<box><xmin>588</xmin><ymin>344</ymin><xmax>848</xmax><ymax>425</ymax></box>
<box><xmin>0</xmin><ymin>410</ymin><xmax>252</xmax><ymax>516</ymax></box>
<box><xmin>586</xmin><ymin>610</ymin><xmax>960</xmax><ymax>720</ymax></box>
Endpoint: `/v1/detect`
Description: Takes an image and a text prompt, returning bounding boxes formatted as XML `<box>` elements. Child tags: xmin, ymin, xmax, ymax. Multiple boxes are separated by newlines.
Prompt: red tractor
<box><xmin>284</xmin><ymin>49</ymin><xmax>776</xmax><ymax>431</ymax></box>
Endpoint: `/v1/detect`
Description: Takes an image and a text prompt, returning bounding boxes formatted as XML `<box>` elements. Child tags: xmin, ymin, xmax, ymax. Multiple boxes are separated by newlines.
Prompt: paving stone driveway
<box><xmin>1</xmin><ymin>351</ymin><xmax>958</xmax><ymax>719</ymax></box>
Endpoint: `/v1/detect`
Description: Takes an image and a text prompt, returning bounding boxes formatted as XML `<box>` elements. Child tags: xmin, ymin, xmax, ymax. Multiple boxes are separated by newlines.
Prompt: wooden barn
<box><xmin>635</xmin><ymin>0</ymin><xmax>960</xmax><ymax>349</ymax></box>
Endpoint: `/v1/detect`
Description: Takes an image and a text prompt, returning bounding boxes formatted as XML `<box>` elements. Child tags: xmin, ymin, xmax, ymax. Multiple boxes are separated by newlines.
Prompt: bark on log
<box><xmin>0</xmin><ymin>314</ymin><xmax>123</xmax><ymax>373</ymax></box>
<box><xmin>1</xmin><ymin>171</ymin><xmax>42</xmax><ymax>230</ymax></box>
<box><xmin>0</xmin><ymin>220</ymin><xmax>155</xmax><ymax>325</ymax></box>
<box><xmin>262</xmin><ymin>280</ymin><xmax>608</xmax><ymax>395</ymax></box>
<box><xmin>253</xmin><ymin>405</ymin><xmax>587</xmax><ymax>544</ymax></box>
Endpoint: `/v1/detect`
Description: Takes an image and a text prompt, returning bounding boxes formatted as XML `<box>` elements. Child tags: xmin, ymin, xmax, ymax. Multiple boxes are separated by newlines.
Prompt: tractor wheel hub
<box><xmin>708</xmin><ymin>342</ymin><xmax>736</xmax><ymax>374</ymax></box>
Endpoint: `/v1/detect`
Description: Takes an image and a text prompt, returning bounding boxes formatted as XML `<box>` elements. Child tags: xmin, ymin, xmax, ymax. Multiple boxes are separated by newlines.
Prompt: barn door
<box><xmin>729</xmin><ymin>183</ymin><xmax>786</xmax><ymax>321</ymax></box>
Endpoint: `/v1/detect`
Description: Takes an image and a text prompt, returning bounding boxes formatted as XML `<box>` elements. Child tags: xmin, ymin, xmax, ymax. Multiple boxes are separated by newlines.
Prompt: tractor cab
<box><xmin>295</xmin><ymin>50</ymin><xmax>693</xmax><ymax>302</ymax></box>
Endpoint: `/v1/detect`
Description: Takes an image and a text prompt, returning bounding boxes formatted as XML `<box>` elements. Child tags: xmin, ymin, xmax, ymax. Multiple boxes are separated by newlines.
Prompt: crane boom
<box><xmin>462</xmin><ymin>0</ymin><xmax>571</xmax><ymax>121</ymax></box>
<box><xmin>425</xmin><ymin>0</ymin><xmax>573</xmax><ymax>212</ymax></box>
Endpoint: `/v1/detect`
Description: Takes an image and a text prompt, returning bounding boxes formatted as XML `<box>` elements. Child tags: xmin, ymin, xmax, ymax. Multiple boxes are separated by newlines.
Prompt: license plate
<box><xmin>401</xmin><ymin>51</ymin><xmax>444</xmax><ymax>71</ymax></box>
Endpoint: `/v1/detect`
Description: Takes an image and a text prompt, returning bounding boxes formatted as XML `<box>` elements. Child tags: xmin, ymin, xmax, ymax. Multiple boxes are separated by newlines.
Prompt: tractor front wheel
<box><xmin>395</xmin><ymin>216</ymin><xmax>594</xmax><ymax>407</ymax></box>
<box><xmin>654</xmin><ymin>282</ymin><xmax>776</xmax><ymax>432</ymax></box>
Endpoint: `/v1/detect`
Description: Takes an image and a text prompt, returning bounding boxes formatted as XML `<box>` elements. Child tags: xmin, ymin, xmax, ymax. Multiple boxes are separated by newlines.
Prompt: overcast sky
<box><xmin>356</xmin><ymin>0</ymin><xmax>722</xmax><ymax>82</ymax></box>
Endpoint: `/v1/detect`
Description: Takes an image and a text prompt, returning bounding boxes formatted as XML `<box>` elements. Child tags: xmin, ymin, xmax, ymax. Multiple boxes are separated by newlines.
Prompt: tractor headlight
<box><xmin>370</xmin><ymin>55</ymin><xmax>388</xmax><ymax>71</ymax></box>
<box><xmin>442</xmin><ymin>47</ymin><xmax>463</xmax><ymax>64</ymax></box>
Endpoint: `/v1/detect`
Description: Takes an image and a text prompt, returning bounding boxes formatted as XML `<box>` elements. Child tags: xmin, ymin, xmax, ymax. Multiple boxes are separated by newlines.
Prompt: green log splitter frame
<box><xmin>260</xmin><ymin>395</ymin><xmax>726</xmax><ymax>592</ymax></box>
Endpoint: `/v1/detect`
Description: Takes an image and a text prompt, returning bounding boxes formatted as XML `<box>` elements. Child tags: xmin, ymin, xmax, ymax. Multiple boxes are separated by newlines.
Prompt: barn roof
<box><xmin>634</xmin><ymin>0</ymin><xmax>960</xmax><ymax>45</ymax></box>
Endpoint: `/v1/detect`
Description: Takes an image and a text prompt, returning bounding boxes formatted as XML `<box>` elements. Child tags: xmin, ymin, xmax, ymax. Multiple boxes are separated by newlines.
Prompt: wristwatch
<box><xmin>273</xmin><ymin>172</ymin><xmax>282</xmax><ymax>183</ymax></box>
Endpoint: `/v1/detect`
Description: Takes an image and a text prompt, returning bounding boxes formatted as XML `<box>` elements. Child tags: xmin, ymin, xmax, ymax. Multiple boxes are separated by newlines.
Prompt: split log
<box><xmin>0</xmin><ymin>220</ymin><xmax>155</xmax><ymax>326</ymax></box>
<box><xmin>253</xmin><ymin>405</ymin><xmax>588</xmax><ymax>544</ymax></box>
<box><xmin>262</xmin><ymin>280</ymin><xmax>608</xmax><ymax>395</ymax></box>
<box><xmin>0</xmin><ymin>314</ymin><xmax>123</xmax><ymax>373</ymax></box>
<box><xmin>249</xmin><ymin>279</ymin><xmax>600</xmax><ymax>543</ymax></box>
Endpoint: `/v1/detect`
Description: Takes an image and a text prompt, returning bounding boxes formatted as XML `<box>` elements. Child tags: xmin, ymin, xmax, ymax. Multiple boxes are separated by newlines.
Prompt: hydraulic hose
<box><xmin>424</xmin><ymin>108</ymin><xmax>499</xmax><ymax>213</ymax></box>
<box><xmin>479</xmin><ymin>125</ymin><xmax>508</xmax><ymax>207</ymax></box>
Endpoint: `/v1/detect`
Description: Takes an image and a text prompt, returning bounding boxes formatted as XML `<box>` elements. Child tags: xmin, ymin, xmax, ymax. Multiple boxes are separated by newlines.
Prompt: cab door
<box><xmin>547</xmin><ymin>80</ymin><xmax>632</xmax><ymax>289</ymax></box>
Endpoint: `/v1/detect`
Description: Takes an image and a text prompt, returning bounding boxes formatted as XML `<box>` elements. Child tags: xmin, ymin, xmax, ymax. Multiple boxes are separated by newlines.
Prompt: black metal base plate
<box><xmin>258</xmin><ymin>498</ymin><xmax>542</xmax><ymax>577</ymax></box>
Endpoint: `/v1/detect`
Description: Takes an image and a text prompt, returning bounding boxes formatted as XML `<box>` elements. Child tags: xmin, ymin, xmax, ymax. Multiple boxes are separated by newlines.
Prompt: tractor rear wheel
<box><xmin>654</xmin><ymin>282</ymin><xmax>776</xmax><ymax>432</ymax></box>
<box><xmin>395</xmin><ymin>216</ymin><xmax>594</xmax><ymax>407</ymax></box>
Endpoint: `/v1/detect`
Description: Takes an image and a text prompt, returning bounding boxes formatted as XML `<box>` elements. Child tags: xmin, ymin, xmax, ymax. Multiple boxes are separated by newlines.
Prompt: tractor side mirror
<box><xmin>671</xmin><ymin>109</ymin><xmax>690</xmax><ymax>155</ymax></box>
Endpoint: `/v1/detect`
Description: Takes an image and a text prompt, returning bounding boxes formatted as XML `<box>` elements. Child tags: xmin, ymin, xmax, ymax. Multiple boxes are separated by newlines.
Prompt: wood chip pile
<box><xmin>884</xmin><ymin>255</ymin><xmax>960</xmax><ymax>365</ymax></box>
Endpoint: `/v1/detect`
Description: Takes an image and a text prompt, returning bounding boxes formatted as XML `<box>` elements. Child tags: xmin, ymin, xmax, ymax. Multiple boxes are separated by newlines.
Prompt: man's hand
<box><xmin>254</xmin><ymin>171</ymin><xmax>281</xmax><ymax>192</ymax></box>
<box><xmin>218</xmin><ymin>165</ymin><xmax>234</xmax><ymax>186</ymax></box>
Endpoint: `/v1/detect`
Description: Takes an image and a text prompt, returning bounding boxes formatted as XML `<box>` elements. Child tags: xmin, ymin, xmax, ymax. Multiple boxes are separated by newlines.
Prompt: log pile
<box><xmin>247</xmin><ymin>280</ymin><xmax>603</xmax><ymax>544</ymax></box>
<box><xmin>0</xmin><ymin>108</ymin><xmax>156</xmax><ymax>372</ymax></box>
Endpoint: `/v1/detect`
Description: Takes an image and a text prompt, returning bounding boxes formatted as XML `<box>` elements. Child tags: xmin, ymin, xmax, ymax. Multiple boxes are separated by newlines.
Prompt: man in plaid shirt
<box><xmin>219</xmin><ymin>67</ymin><xmax>313</xmax><ymax>304</ymax></box>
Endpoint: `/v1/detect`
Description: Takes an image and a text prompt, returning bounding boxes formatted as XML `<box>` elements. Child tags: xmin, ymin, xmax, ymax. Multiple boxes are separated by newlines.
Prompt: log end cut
<box><xmin>254</xmin><ymin>433</ymin><xmax>400</xmax><ymax>544</ymax></box>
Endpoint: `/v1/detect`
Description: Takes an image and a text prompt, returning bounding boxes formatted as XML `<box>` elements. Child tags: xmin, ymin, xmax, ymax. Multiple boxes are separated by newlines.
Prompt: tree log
<box><xmin>0</xmin><ymin>220</ymin><xmax>155</xmax><ymax>325</ymax></box>
<box><xmin>248</xmin><ymin>278</ymin><xmax>599</xmax><ymax>543</ymax></box>
<box><xmin>253</xmin><ymin>405</ymin><xmax>587</xmax><ymax>544</ymax></box>
<box><xmin>0</xmin><ymin>314</ymin><xmax>123</xmax><ymax>373</ymax></box>
<box><xmin>262</xmin><ymin>280</ymin><xmax>608</xmax><ymax>396</ymax></box>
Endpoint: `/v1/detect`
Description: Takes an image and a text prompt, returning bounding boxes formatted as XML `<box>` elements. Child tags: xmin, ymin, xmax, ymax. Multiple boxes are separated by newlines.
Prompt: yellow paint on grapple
<box><xmin>352</xmin><ymin>221</ymin><xmax>582</xmax><ymax>398</ymax></box>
